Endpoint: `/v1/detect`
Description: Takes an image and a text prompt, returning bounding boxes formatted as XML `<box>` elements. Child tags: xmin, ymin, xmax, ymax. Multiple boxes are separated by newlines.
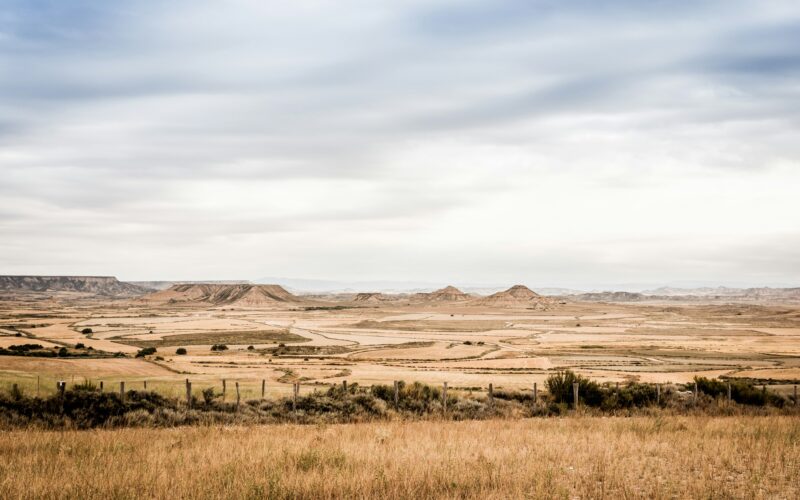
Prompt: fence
<box><xmin>3</xmin><ymin>376</ymin><xmax>798</xmax><ymax>412</ymax></box>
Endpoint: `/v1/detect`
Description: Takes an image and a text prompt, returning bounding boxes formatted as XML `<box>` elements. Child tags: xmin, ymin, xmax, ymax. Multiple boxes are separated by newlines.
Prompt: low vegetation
<box><xmin>0</xmin><ymin>372</ymin><xmax>796</xmax><ymax>430</ymax></box>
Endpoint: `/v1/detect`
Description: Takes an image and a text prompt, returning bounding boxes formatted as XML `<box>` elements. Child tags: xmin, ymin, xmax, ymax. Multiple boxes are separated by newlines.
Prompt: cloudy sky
<box><xmin>1</xmin><ymin>0</ymin><xmax>799</xmax><ymax>289</ymax></box>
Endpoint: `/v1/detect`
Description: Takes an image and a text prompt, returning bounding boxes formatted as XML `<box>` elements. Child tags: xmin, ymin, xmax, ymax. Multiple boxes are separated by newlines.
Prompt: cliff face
<box><xmin>0</xmin><ymin>276</ymin><xmax>149</xmax><ymax>297</ymax></box>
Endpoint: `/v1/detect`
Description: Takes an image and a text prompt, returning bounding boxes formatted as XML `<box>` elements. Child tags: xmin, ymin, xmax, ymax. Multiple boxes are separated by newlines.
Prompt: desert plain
<box><xmin>3</xmin><ymin>282</ymin><xmax>799</xmax><ymax>400</ymax></box>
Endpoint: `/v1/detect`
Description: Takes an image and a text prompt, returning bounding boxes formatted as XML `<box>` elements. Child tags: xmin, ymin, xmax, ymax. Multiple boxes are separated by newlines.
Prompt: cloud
<box><xmin>0</xmin><ymin>0</ymin><xmax>799</xmax><ymax>286</ymax></box>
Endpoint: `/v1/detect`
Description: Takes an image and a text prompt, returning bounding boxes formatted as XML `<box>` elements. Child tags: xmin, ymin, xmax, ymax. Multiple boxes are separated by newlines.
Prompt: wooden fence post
<box><xmin>262</xmin><ymin>379</ymin><xmax>266</xmax><ymax>399</ymax></box>
<box><xmin>393</xmin><ymin>381</ymin><xmax>399</xmax><ymax>408</ymax></box>
<box><xmin>693</xmin><ymin>382</ymin><xmax>698</xmax><ymax>404</ymax></box>
<box><xmin>656</xmin><ymin>383</ymin><xmax>661</xmax><ymax>404</ymax></box>
<box><xmin>235</xmin><ymin>381</ymin><xmax>240</xmax><ymax>411</ymax></box>
<box><xmin>57</xmin><ymin>381</ymin><xmax>66</xmax><ymax>398</ymax></box>
<box><xmin>727</xmin><ymin>382</ymin><xmax>732</xmax><ymax>404</ymax></box>
<box><xmin>293</xmin><ymin>382</ymin><xmax>299</xmax><ymax>415</ymax></box>
<box><xmin>99</xmin><ymin>380</ymin><xmax>103</xmax><ymax>392</ymax></box>
<box><xmin>533</xmin><ymin>382</ymin><xmax>537</xmax><ymax>406</ymax></box>
<box><xmin>442</xmin><ymin>382</ymin><xmax>448</xmax><ymax>414</ymax></box>
<box><xmin>222</xmin><ymin>379</ymin><xmax>226</xmax><ymax>401</ymax></box>
<box><xmin>185</xmin><ymin>379</ymin><xmax>192</xmax><ymax>409</ymax></box>
<box><xmin>144</xmin><ymin>380</ymin><xmax>147</xmax><ymax>391</ymax></box>
<box><xmin>342</xmin><ymin>380</ymin><xmax>347</xmax><ymax>393</ymax></box>
<box><xmin>488</xmin><ymin>383</ymin><xmax>494</xmax><ymax>410</ymax></box>
<box><xmin>120</xmin><ymin>381</ymin><xmax>125</xmax><ymax>402</ymax></box>
<box><xmin>573</xmin><ymin>382</ymin><xmax>579</xmax><ymax>409</ymax></box>
<box><xmin>794</xmin><ymin>385</ymin><xmax>798</xmax><ymax>406</ymax></box>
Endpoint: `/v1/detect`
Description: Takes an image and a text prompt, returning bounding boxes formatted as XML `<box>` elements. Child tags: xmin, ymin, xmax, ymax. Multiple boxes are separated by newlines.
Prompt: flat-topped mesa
<box><xmin>142</xmin><ymin>283</ymin><xmax>304</xmax><ymax>307</ymax></box>
<box><xmin>0</xmin><ymin>275</ymin><xmax>149</xmax><ymax>297</ymax></box>
<box><xmin>474</xmin><ymin>284</ymin><xmax>556</xmax><ymax>310</ymax></box>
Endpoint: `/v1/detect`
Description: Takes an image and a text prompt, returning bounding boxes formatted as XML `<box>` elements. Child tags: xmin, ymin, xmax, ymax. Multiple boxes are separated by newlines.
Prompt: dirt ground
<box><xmin>2</xmin><ymin>298</ymin><xmax>799</xmax><ymax>396</ymax></box>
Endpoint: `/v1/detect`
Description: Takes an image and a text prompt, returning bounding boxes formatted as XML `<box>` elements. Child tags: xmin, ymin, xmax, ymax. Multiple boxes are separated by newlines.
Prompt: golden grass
<box><xmin>1</xmin><ymin>416</ymin><xmax>798</xmax><ymax>499</ymax></box>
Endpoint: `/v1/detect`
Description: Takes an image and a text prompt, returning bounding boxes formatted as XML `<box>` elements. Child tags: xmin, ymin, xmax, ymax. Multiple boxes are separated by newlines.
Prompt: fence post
<box><xmin>533</xmin><ymin>382</ymin><xmax>537</xmax><ymax>406</ymax></box>
<box><xmin>393</xmin><ymin>381</ymin><xmax>399</xmax><ymax>408</ymax></box>
<box><xmin>293</xmin><ymin>382</ymin><xmax>299</xmax><ymax>416</ymax></box>
<box><xmin>185</xmin><ymin>379</ymin><xmax>192</xmax><ymax>409</ymax></box>
<box><xmin>120</xmin><ymin>381</ymin><xmax>125</xmax><ymax>402</ymax></box>
<box><xmin>99</xmin><ymin>380</ymin><xmax>103</xmax><ymax>392</ymax></box>
<box><xmin>235</xmin><ymin>381</ymin><xmax>240</xmax><ymax>411</ymax></box>
<box><xmin>12</xmin><ymin>383</ymin><xmax>18</xmax><ymax>397</ymax></box>
<box><xmin>37</xmin><ymin>376</ymin><xmax>40</xmax><ymax>397</ymax></box>
<box><xmin>262</xmin><ymin>379</ymin><xmax>266</xmax><ymax>399</ymax></box>
<box><xmin>693</xmin><ymin>382</ymin><xmax>698</xmax><ymax>404</ymax></box>
<box><xmin>342</xmin><ymin>380</ymin><xmax>347</xmax><ymax>393</ymax></box>
<box><xmin>794</xmin><ymin>385</ymin><xmax>798</xmax><ymax>406</ymax></box>
<box><xmin>573</xmin><ymin>382</ymin><xmax>579</xmax><ymax>409</ymax></box>
<box><xmin>727</xmin><ymin>382</ymin><xmax>732</xmax><ymax>404</ymax></box>
<box><xmin>222</xmin><ymin>379</ymin><xmax>226</xmax><ymax>401</ymax></box>
<box><xmin>656</xmin><ymin>383</ymin><xmax>661</xmax><ymax>405</ymax></box>
<box><xmin>144</xmin><ymin>380</ymin><xmax>147</xmax><ymax>391</ymax></box>
<box><xmin>488</xmin><ymin>383</ymin><xmax>494</xmax><ymax>410</ymax></box>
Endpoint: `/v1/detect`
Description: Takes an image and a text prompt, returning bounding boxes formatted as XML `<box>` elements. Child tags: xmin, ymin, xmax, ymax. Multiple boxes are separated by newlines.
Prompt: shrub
<box><xmin>57</xmin><ymin>347</ymin><xmax>68</xmax><ymax>357</ymax></box>
<box><xmin>211</xmin><ymin>344</ymin><xmax>229</xmax><ymax>352</ymax></box>
<box><xmin>247</xmin><ymin>345</ymin><xmax>255</xmax><ymax>351</ymax></box>
<box><xmin>81</xmin><ymin>328</ymin><xmax>93</xmax><ymax>334</ymax></box>
<box><xmin>75</xmin><ymin>343</ymin><xmax>85</xmax><ymax>349</ymax></box>
<box><xmin>175</xmin><ymin>348</ymin><xmax>187</xmax><ymax>355</ymax></box>
<box><xmin>545</xmin><ymin>370</ymin><xmax>602</xmax><ymax>406</ymax></box>
<box><xmin>135</xmin><ymin>347</ymin><xmax>157</xmax><ymax>358</ymax></box>
<box><xmin>694</xmin><ymin>377</ymin><xmax>784</xmax><ymax>407</ymax></box>
<box><xmin>7</xmin><ymin>344</ymin><xmax>43</xmax><ymax>352</ymax></box>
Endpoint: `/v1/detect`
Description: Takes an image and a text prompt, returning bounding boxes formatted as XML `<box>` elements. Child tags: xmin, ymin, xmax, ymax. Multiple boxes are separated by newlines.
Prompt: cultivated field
<box><xmin>1</xmin><ymin>416</ymin><xmax>798</xmax><ymax>498</ymax></box>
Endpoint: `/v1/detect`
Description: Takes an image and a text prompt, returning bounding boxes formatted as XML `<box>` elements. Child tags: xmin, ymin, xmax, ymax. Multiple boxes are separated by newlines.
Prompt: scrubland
<box><xmin>1</xmin><ymin>416</ymin><xmax>798</xmax><ymax>499</ymax></box>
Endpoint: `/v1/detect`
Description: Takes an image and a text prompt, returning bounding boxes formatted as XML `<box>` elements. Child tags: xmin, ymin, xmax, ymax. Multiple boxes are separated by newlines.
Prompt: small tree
<box><xmin>81</xmin><ymin>328</ymin><xmax>93</xmax><ymax>334</ymax></box>
<box><xmin>175</xmin><ymin>347</ymin><xmax>187</xmax><ymax>355</ymax></box>
<box><xmin>135</xmin><ymin>347</ymin><xmax>157</xmax><ymax>358</ymax></box>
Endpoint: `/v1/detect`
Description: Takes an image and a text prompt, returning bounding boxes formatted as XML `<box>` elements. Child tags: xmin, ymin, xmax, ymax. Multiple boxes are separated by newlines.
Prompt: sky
<box><xmin>1</xmin><ymin>0</ymin><xmax>799</xmax><ymax>289</ymax></box>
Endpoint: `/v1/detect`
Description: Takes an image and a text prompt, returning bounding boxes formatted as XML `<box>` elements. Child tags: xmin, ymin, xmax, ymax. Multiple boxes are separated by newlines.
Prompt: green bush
<box><xmin>694</xmin><ymin>377</ymin><xmax>784</xmax><ymax>407</ymax></box>
<box><xmin>545</xmin><ymin>370</ymin><xmax>602</xmax><ymax>406</ymax></box>
<box><xmin>210</xmin><ymin>344</ymin><xmax>229</xmax><ymax>352</ymax></box>
<box><xmin>175</xmin><ymin>348</ymin><xmax>187</xmax><ymax>355</ymax></box>
<box><xmin>135</xmin><ymin>347</ymin><xmax>157</xmax><ymax>358</ymax></box>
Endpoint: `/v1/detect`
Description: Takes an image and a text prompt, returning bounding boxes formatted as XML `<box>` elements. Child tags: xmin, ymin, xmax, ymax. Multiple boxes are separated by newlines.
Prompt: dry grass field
<box><xmin>1</xmin><ymin>416</ymin><xmax>798</xmax><ymax>499</ymax></box>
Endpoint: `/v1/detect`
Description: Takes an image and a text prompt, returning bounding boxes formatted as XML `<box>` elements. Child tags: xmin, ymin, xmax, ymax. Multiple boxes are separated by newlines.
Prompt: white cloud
<box><xmin>0</xmin><ymin>0</ymin><xmax>799</xmax><ymax>287</ymax></box>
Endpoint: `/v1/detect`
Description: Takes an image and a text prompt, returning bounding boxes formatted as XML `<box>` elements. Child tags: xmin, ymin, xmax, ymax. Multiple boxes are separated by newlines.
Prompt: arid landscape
<box><xmin>4</xmin><ymin>1</ymin><xmax>800</xmax><ymax>497</ymax></box>
<box><xmin>3</xmin><ymin>277</ymin><xmax>800</xmax><ymax>401</ymax></box>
